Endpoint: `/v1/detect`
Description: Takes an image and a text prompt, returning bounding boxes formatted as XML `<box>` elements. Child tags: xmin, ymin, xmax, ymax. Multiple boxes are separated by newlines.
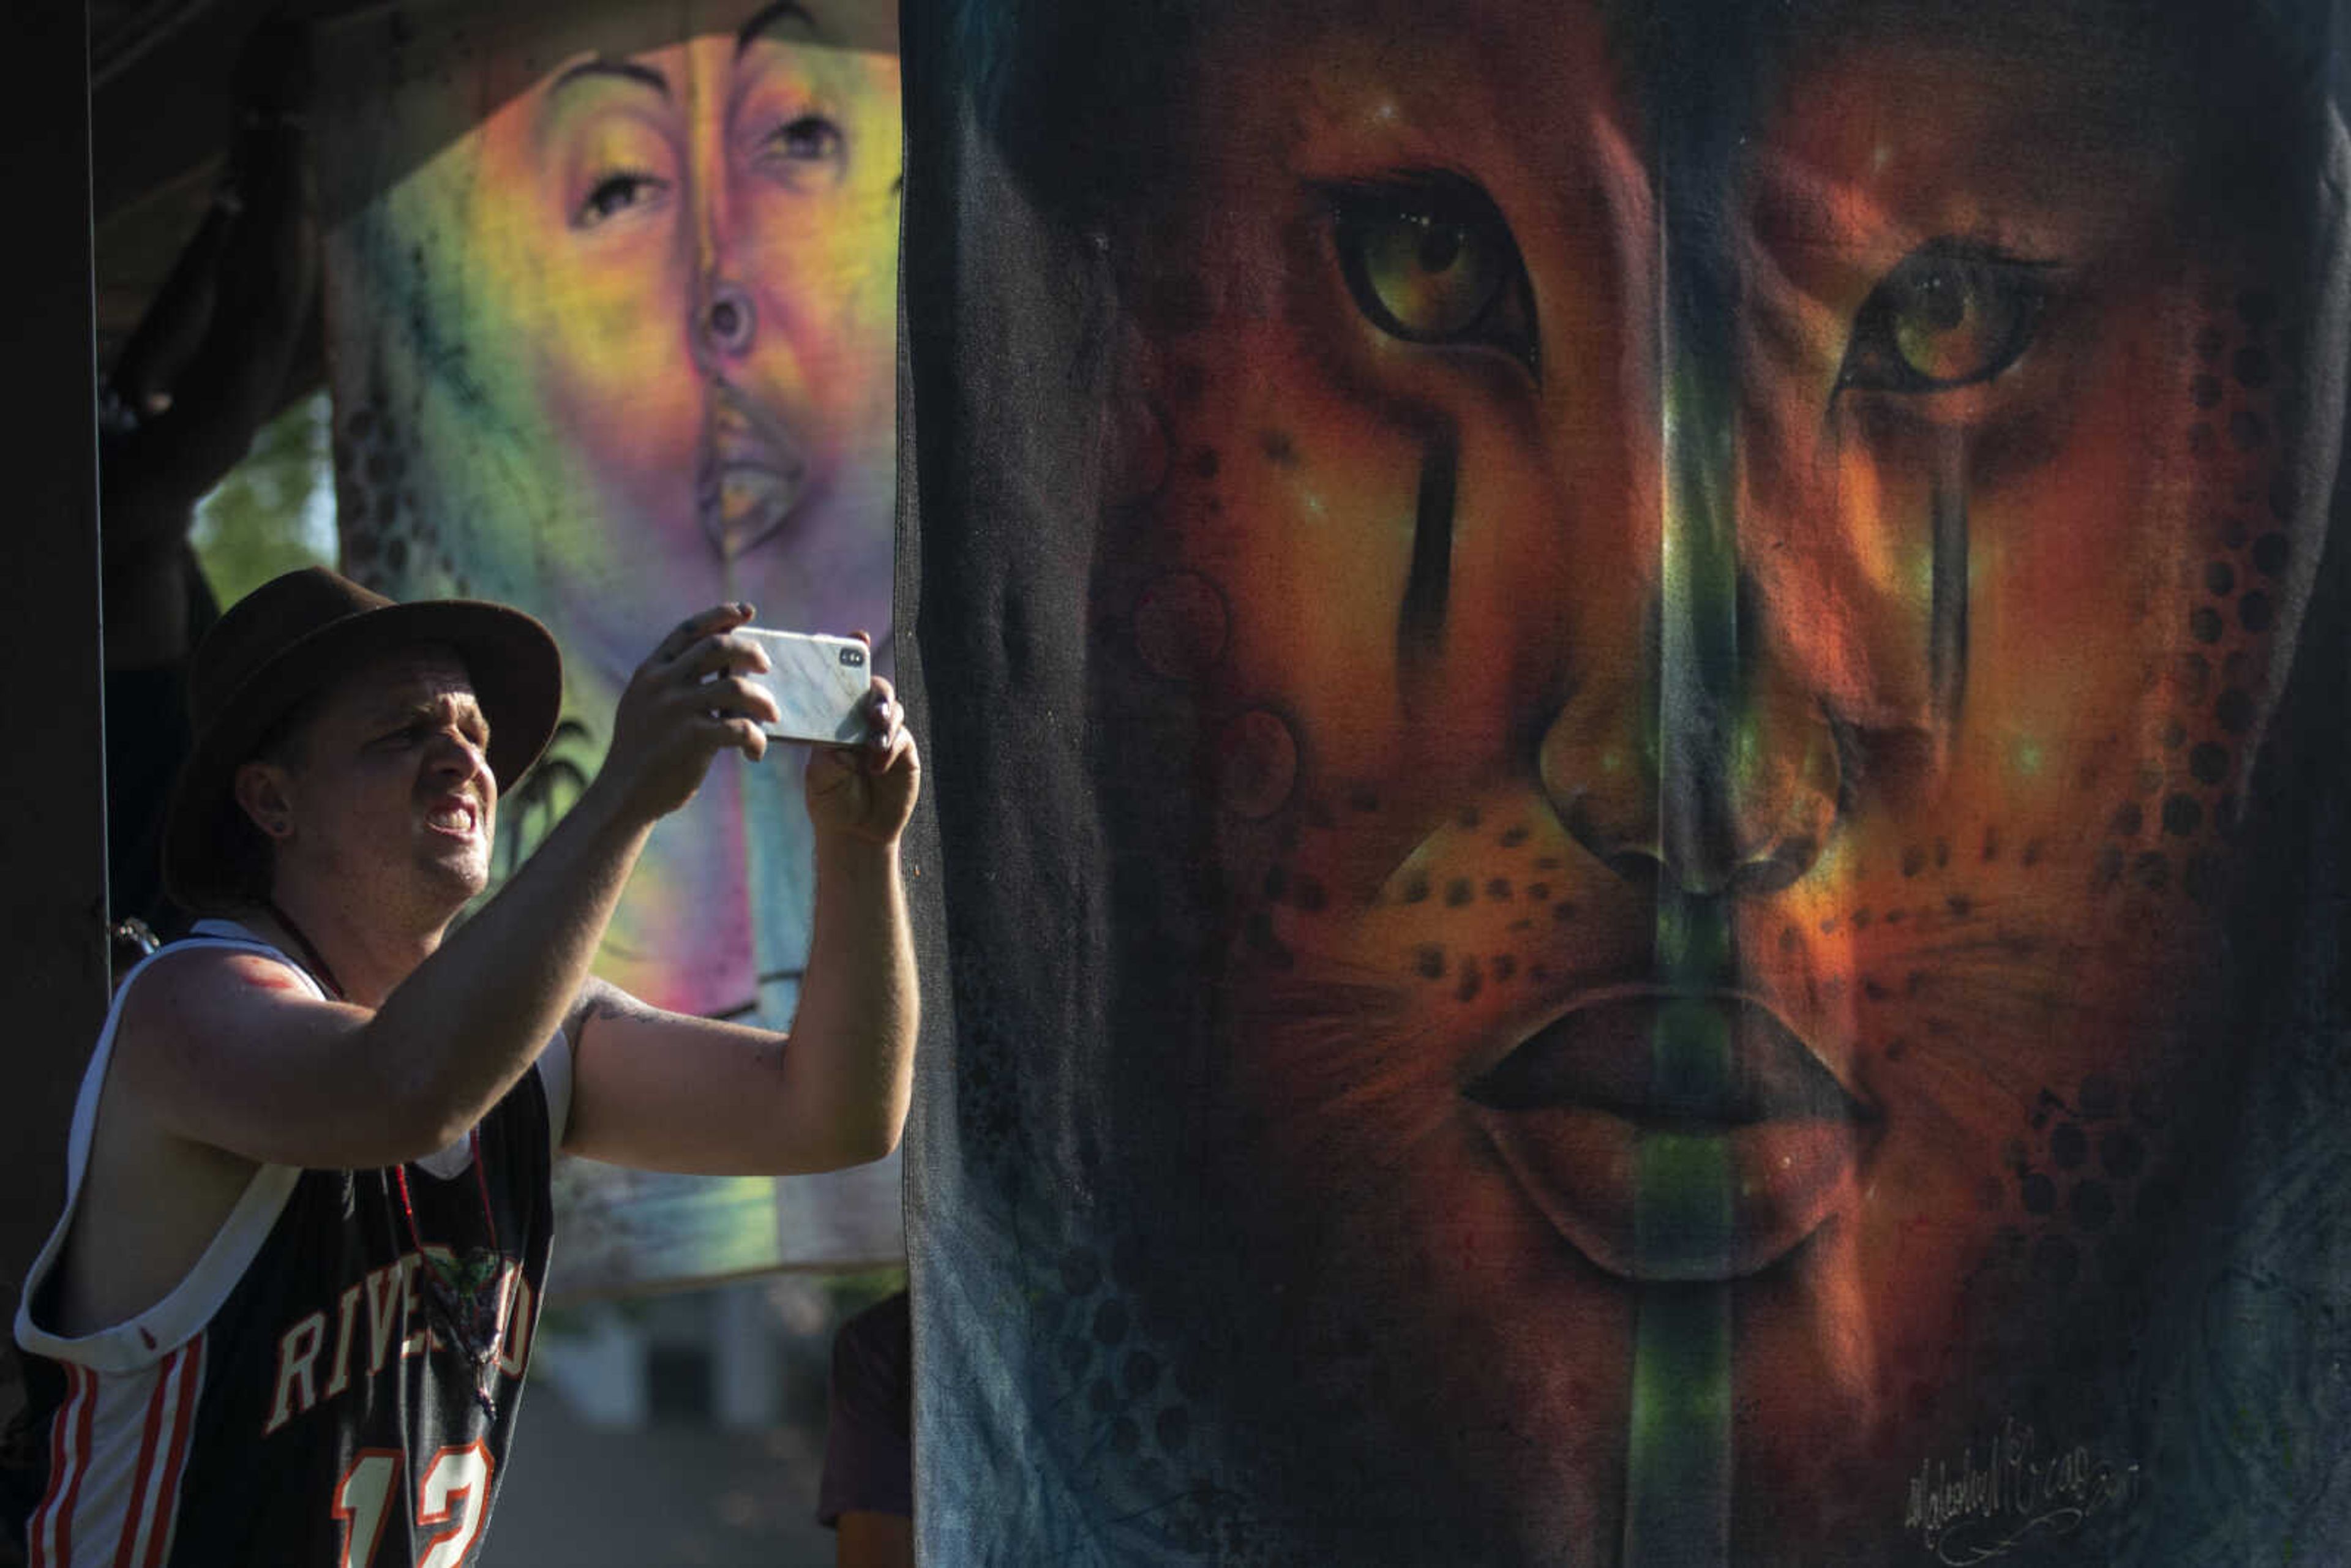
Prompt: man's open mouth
<box><xmin>1463</xmin><ymin>991</ymin><xmax>1877</xmax><ymax>1281</ymax></box>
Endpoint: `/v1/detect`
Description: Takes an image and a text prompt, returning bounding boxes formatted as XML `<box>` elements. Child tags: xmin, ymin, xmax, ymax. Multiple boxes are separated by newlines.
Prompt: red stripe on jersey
<box><xmin>110</xmin><ymin>1358</ymin><xmax>171</xmax><ymax>1568</ymax></box>
<box><xmin>29</xmin><ymin>1363</ymin><xmax>94</xmax><ymax>1567</ymax></box>
<box><xmin>64</xmin><ymin>1366</ymin><xmax>96</xmax><ymax>1566</ymax></box>
<box><xmin>112</xmin><ymin>1345</ymin><xmax>191</xmax><ymax>1568</ymax></box>
<box><xmin>140</xmin><ymin>1337</ymin><xmax>204</xmax><ymax>1568</ymax></box>
<box><xmin>25</xmin><ymin>1366</ymin><xmax>72</xmax><ymax>1567</ymax></box>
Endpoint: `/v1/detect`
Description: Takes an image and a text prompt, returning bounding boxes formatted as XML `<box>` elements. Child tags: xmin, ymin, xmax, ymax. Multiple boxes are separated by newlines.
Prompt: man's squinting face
<box><xmin>1106</xmin><ymin>0</ymin><xmax>2295</xmax><ymax>1555</ymax></box>
<box><xmin>263</xmin><ymin>649</ymin><xmax>497</xmax><ymax>914</ymax></box>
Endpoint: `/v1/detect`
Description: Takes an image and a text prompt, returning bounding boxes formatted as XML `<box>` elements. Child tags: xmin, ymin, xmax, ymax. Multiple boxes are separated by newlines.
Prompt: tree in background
<box><xmin>189</xmin><ymin>390</ymin><xmax>336</xmax><ymax>607</ymax></box>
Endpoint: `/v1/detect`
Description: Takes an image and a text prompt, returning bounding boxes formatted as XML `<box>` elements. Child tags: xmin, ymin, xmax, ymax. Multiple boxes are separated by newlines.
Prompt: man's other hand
<box><xmin>806</xmin><ymin>639</ymin><xmax>917</xmax><ymax>846</ymax></box>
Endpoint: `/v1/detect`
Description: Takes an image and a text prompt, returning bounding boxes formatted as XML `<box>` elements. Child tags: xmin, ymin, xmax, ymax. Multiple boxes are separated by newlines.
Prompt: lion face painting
<box><xmin>910</xmin><ymin>0</ymin><xmax>2351</xmax><ymax>1562</ymax></box>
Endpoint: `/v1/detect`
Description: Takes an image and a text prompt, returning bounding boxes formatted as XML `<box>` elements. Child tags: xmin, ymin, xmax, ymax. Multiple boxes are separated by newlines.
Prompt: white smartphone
<box><xmin>737</xmin><ymin>628</ymin><xmax>874</xmax><ymax>746</ymax></box>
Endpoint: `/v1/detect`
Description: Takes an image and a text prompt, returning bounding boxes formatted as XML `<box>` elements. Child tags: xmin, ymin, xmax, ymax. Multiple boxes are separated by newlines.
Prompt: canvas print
<box><xmin>315</xmin><ymin>0</ymin><xmax>906</xmax><ymax>1288</ymax></box>
<box><xmin>904</xmin><ymin>0</ymin><xmax>2351</xmax><ymax>1561</ymax></box>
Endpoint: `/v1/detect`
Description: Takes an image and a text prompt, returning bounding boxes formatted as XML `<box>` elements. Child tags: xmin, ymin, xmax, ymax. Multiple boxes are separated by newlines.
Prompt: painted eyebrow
<box><xmin>736</xmin><ymin>1</ymin><xmax>821</xmax><ymax>56</ymax></box>
<box><xmin>549</xmin><ymin>55</ymin><xmax>671</xmax><ymax>100</ymax></box>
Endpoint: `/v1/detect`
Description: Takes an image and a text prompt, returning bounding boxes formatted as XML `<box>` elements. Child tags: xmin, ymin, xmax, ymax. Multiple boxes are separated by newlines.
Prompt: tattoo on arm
<box><xmin>566</xmin><ymin>979</ymin><xmax>666</xmax><ymax>1043</ymax></box>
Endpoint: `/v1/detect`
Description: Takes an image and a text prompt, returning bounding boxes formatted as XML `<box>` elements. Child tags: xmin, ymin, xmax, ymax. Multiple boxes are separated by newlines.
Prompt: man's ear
<box><xmin>233</xmin><ymin>760</ymin><xmax>296</xmax><ymax>841</ymax></box>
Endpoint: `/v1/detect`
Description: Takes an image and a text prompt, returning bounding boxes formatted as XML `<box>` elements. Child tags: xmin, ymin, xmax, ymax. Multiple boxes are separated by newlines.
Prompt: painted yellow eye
<box><xmin>1351</xmin><ymin>212</ymin><xmax>1507</xmax><ymax>337</ymax></box>
<box><xmin>1840</xmin><ymin>242</ymin><xmax>2047</xmax><ymax>394</ymax></box>
<box><xmin>1330</xmin><ymin>177</ymin><xmax>1534</xmax><ymax>369</ymax></box>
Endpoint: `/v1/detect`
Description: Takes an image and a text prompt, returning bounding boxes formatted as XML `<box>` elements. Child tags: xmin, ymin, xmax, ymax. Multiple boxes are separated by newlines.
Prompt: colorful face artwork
<box><xmin>319</xmin><ymin>0</ymin><xmax>902</xmax><ymax>1286</ymax></box>
<box><xmin>479</xmin><ymin>4</ymin><xmax>900</xmax><ymax>1029</ymax></box>
<box><xmin>325</xmin><ymin>0</ymin><xmax>898</xmax><ymax>1018</ymax></box>
<box><xmin>910</xmin><ymin>0</ymin><xmax>2351</xmax><ymax>1560</ymax></box>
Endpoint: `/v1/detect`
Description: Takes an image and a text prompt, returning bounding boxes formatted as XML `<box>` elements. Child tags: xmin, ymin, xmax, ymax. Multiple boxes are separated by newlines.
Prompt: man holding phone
<box><xmin>7</xmin><ymin>566</ymin><xmax>917</xmax><ymax>1566</ymax></box>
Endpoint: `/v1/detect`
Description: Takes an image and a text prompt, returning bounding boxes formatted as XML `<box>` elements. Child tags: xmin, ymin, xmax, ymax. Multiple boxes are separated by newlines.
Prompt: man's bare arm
<box><xmin>563</xmin><ymin>713</ymin><xmax>919</xmax><ymax>1174</ymax></box>
<box><xmin>560</xmin><ymin>841</ymin><xmax>917</xmax><ymax>1175</ymax></box>
<box><xmin>119</xmin><ymin>608</ymin><xmax>781</xmax><ymax>1169</ymax></box>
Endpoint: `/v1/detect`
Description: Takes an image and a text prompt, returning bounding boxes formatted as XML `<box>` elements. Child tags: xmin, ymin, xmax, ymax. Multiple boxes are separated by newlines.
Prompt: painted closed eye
<box><xmin>1838</xmin><ymin>240</ymin><xmax>2050</xmax><ymax>394</ymax></box>
<box><xmin>1328</xmin><ymin>174</ymin><xmax>1535</xmax><ymax>372</ymax></box>
<box><xmin>574</xmin><ymin>170</ymin><xmax>670</xmax><ymax>228</ymax></box>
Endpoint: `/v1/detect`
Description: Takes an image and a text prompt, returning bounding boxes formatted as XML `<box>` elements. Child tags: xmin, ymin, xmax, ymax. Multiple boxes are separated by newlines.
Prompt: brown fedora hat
<box><xmin>161</xmin><ymin>566</ymin><xmax>563</xmax><ymax>914</ymax></box>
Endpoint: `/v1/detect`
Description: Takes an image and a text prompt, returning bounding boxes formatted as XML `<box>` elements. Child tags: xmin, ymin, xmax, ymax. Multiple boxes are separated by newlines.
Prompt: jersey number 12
<box><xmin>332</xmin><ymin>1442</ymin><xmax>493</xmax><ymax>1567</ymax></box>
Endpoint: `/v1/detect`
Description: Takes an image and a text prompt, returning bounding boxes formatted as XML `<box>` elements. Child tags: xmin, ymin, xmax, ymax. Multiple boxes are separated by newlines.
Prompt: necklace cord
<box><xmin>261</xmin><ymin>899</ymin><xmax>511</xmax><ymax>1418</ymax></box>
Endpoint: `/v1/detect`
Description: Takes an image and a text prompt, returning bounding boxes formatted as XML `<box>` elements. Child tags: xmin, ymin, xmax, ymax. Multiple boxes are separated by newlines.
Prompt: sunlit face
<box><xmin>469</xmin><ymin>0</ymin><xmax>901</xmax><ymax>680</ymax></box>
<box><xmin>253</xmin><ymin>647</ymin><xmax>497</xmax><ymax>923</ymax></box>
<box><xmin>1097</xmin><ymin>0</ymin><xmax>2300</xmax><ymax>1556</ymax></box>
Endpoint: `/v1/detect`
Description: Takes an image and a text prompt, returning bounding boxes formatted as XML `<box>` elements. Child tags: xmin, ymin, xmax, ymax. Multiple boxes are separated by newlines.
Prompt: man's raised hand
<box><xmin>591</xmin><ymin>604</ymin><xmax>784</xmax><ymax>823</ymax></box>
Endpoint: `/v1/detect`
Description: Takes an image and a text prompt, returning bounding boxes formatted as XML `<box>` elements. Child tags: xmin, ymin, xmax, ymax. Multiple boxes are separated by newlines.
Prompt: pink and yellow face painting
<box><xmin>326</xmin><ymin>0</ymin><xmax>899</xmax><ymax>1020</ymax></box>
<box><xmin>320</xmin><ymin>0</ymin><xmax>900</xmax><ymax>1288</ymax></box>
<box><xmin>961</xmin><ymin>0</ymin><xmax>2340</xmax><ymax>1558</ymax></box>
<box><xmin>468</xmin><ymin>0</ymin><xmax>899</xmax><ymax>665</ymax></box>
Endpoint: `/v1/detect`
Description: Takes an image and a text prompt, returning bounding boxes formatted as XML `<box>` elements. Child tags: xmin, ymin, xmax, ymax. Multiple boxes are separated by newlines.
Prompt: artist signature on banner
<box><xmin>1903</xmin><ymin>1417</ymin><xmax>2139</xmax><ymax>1564</ymax></box>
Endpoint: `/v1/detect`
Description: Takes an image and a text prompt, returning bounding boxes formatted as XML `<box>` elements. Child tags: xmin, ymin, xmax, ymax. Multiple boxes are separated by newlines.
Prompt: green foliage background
<box><xmin>189</xmin><ymin>390</ymin><xmax>337</xmax><ymax>602</ymax></box>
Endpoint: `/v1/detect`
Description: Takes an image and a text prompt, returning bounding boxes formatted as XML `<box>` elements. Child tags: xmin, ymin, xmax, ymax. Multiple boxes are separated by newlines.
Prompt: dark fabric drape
<box><xmin>901</xmin><ymin>2</ymin><xmax>2351</xmax><ymax>1561</ymax></box>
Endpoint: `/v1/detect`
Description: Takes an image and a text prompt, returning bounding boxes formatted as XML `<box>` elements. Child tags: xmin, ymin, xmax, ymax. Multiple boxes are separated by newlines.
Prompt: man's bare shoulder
<box><xmin>113</xmin><ymin>945</ymin><xmax>331</xmax><ymax>1084</ymax></box>
<box><xmin>121</xmin><ymin>942</ymin><xmax>317</xmax><ymax>1018</ymax></box>
<box><xmin>54</xmin><ymin>948</ymin><xmax>318</xmax><ymax>1333</ymax></box>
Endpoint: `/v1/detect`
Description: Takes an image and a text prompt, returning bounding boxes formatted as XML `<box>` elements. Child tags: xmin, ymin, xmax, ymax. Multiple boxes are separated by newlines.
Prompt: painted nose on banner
<box><xmin>704</xmin><ymin>280</ymin><xmax>756</xmax><ymax>358</ymax></box>
<box><xmin>1538</xmin><ymin>628</ymin><xmax>1840</xmax><ymax>898</ymax></box>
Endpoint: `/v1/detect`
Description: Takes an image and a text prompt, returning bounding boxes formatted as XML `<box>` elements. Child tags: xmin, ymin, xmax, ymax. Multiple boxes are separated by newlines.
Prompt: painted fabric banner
<box><xmin>901</xmin><ymin>0</ymin><xmax>2351</xmax><ymax>1562</ymax></box>
<box><xmin>312</xmin><ymin>0</ymin><xmax>905</xmax><ymax>1290</ymax></box>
